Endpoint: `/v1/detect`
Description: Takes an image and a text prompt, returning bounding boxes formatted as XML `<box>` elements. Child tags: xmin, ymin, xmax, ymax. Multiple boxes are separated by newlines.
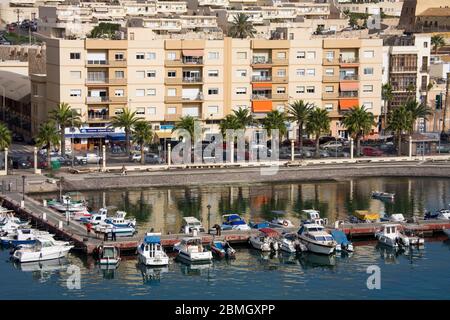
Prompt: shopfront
<box><xmin>64</xmin><ymin>127</ymin><xmax>126</xmax><ymax>152</ymax></box>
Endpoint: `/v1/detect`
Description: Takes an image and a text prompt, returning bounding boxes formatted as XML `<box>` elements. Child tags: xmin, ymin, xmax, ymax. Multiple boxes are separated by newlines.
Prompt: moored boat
<box><xmin>248</xmin><ymin>228</ymin><xmax>280</xmax><ymax>252</ymax></box>
<box><xmin>302</xmin><ymin>209</ymin><xmax>328</xmax><ymax>226</ymax></box>
<box><xmin>353</xmin><ymin>210</ymin><xmax>380</xmax><ymax>223</ymax></box>
<box><xmin>180</xmin><ymin>216</ymin><xmax>205</xmax><ymax>234</ymax></box>
<box><xmin>11</xmin><ymin>238</ymin><xmax>73</xmax><ymax>263</ymax></box>
<box><xmin>48</xmin><ymin>194</ymin><xmax>88</xmax><ymax>212</ymax></box>
<box><xmin>137</xmin><ymin>233</ymin><xmax>169</xmax><ymax>266</ymax></box>
<box><xmin>173</xmin><ymin>237</ymin><xmax>212</xmax><ymax>263</ymax></box>
<box><xmin>297</xmin><ymin>223</ymin><xmax>336</xmax><ymax>255</ymax></box>
<box><xmin>96</xmin><ymin>245</ymin><xmax>121</xmax><ymax>266</ymax></box>
<box><xmin>330</xmin><ymin>230</ymin><xmax>354</xmax><ymax>252</ymax></box>
<box><xmin>375</xmin><ymin>224</ymin><xmax>424</xmax><ymax>248</ymax></box>
<box><xmin>279</xmin><ymin>232</ymin><xmax>307</xmax><ymax>253</ymax></box>
<box><xmin>211</xmin><ymin>240</ymin><xmax>236</xmax><ymax>259</ymax></box>
<box><xmin>0</xmin><ymin>228</ymin><xmax>53</xmax><ymax>247</ymax></box>
<box><xmin>249</xmin><ymin>221</ymin><xmax>270</xmax><ymax>229</ymax></box>
<box><xmin>222</xmin><ymin>214</ymin><xmax>251</xmax><ymax>231</ymax></box>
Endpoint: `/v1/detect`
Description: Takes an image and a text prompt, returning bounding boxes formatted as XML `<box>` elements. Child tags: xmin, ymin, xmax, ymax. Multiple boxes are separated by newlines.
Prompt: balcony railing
<box><xmin>252</xmin><ymin>76</ymin><xmax>272</xmax><ymax>82</ymax></box>
<box><xmin>183</xmin><ymin>57</ymin><xmax>203</xmax><ymax>65</ymax></box>
<box><xmin>339</xmin><ymin>57</ymin><xmax>359</xmax><ymax>64</ymax></box>
<box><xmin>252</xmin><ymin>57</ymin><xmax>272</xmax><ymax>64</ymax></box>
<box><xmin>339</xmin><ymin>91</ymin><xmax>358</xmax><ymax>98</ymax></box>
<box><xmin>87</xmin><ymin>60</ymin><xmax>108</xmax><ymax>65</ymax></box>
<box><xmin>340</xmin><ymin>75</ymin><xmax>359</xmax><ymax>81</ymax></box>
<box><xmin>182</xmin><ymin>77</ymin><xmax>202</xmax><ymax>83</ymax></box>
<box><xmin>86</xmin><ymin>96</ymin><xmax>109</xmax><ymax>103</ymax></box>
<box><xmin>87</xmin><ymin>114</ymin><xmax>110</xmax><ymax>121</ymax></box>
<box><xmin>251</xmin><ymin>94</ymin><xmax>271</xmax><ymax>100</ymax></box>
<box><xmin>86</xmin><ymin>77</ymin><xmax>108</xmax><ymax>84</ymax></box>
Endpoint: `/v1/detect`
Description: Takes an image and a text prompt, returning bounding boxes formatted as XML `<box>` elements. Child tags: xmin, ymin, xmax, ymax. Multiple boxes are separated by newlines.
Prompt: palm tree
<box><xmin>404</xmin><ymin>99</ymin><xmax>432</xmax><ymax>133</ymax></box>
<box><xmin>172</xmin><ymin>116</ymin><xmax>196</xmax><ymax>142</ymax></box>
<box><xmin>228</xmin><ymin>13</ymin><xmax>256</xmax><ymax>39</ymax></box>
<box><xmin>287</xmin><ymin>100</ymin><xmax>314</xmax><ymax>154</ymax></box>
<box><xmin>132</xmin><ymin>121</ymin><xmax>153</xmax><ymax>165</ymax></box>
<box><xmin>109</xmin><ymin>108</ymin><xmax>140</xmax><ymax>155</ymax></box>
<box><xmin>342</xmin><ymin>106</ymin><xmax>376</xmax><ymax>156</ymax></box>
<box><xmin>387</xmin><ymin>105</ymin><xmax>413</xmax><ymax>156</ymax></box>
<box><xmin>232</xmin><ymin>107</ymin><xmax>254</xmax><ymax>129</ymax></box>
<box><xmin>0</xmin><ymin>123</ymin><xmax>11</xmax><ymax>150</ymax></box>
<box><xmin>406</xmin><ymin>83</ymin><xmax>416</xmax><ymax>101</ymax></box>
<box><xmin>305</xmin><ymin>108</ymin><xmax>330</xmax><ymax>157</ymax></box>
<box><xmin>219</xmin><ymin>114</ymin><xmax>240</xmax><ymax>137</ymax></box>
<box><xmin>431</xmin><ymin>35</ymin><xmax>445</xmax><ymax>54</ymax></box>
<box><xmin>49</xmin><ymin>102</ymin><xmax>81</xmax><ymax>156</ymax></box>
<box><xmin>35</xmin><ymin>121</ymin><xmax>60</xmax><ymax>167</ymax></box>
<box><xmin>382</xmin><ymin>83</ymin><xmax>393</xmax><ymax>132</ymax></box>
<box><xmin>261</xmin><ymin>110</ymin><xmax>287</xmax><ymax>138</ymax></box>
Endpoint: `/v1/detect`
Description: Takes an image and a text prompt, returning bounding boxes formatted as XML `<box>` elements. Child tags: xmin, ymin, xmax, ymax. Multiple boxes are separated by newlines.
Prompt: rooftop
<box><xmin>418</xmin><ymin>7</ymin><xmax>450</xmax><ymax>17</ymax></box>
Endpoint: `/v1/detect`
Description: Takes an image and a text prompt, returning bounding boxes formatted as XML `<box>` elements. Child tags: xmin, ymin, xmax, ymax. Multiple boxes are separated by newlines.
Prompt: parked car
<box><xmin>145</xmin><ymin>153</ymin><xmax>164</xmax><ymax>164</ymax></box>
<box><xmin>10</xmin><ymin>156</ymin><xmax>32</xmax><ymax>169</ymax></box>
<box><xmin>362</xmin><ymin>146</ymin><xmax>383</xmax><ymax>157</ymax></box>
<box><xmin>50</xmin><ymin>156</ymin><xmax>72</xmax><ymax>166</ymax></box>
<box><xmin>321</xmin><ymin>141</ymin><xmax>343</xmax><ymax>149</ymax></box>
<box><xmin>327</xmin><ymin>148</ymin><xmax>350</xmax><ymax>158</ymax></box>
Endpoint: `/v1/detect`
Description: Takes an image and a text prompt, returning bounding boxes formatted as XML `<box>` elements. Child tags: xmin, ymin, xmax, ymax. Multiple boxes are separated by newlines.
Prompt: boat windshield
<box><xmin>315</xmin><ymin>236</ymin><xmax>333</xmax><ymax>241</ymax></box>
<box><xmin>307</xmin><ymin>227</ymin><xmax>323</xmax><ymax>232</ymax></box>
<box><xmin>103</xmin><ymin>248</ymin><xmax>115</xmax><ymax>258</ymax></box>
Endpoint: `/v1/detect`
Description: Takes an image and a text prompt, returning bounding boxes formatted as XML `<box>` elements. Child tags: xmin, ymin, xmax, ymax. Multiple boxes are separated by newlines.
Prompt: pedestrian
<box><xmin>121</xmin><ymin>165</ymin><xmax>127</xmax><ymax>176</ymax></box>
<box><xmin>86</xmin><ymin>222</ymin><xmax>92</xmax><ymax>236</ymax></box>
<box><xmin>112</xmin><ymin>229</ymin><xmax>116</xmax><ymax>241</ymax></box>
<box><xmin>214</xmin><ymin>224</ymin><xmax>222</xmax><ymax>236</ymax></box>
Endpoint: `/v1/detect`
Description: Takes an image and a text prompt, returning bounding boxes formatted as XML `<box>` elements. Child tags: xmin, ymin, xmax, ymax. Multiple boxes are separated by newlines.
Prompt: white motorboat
<box><xmin>1</xmin><ymin>228</ymin><xmax>53</xmax><ymax>247</ymax></box>
<box><xmin>138</xmin><ymin>233</ymin><xmax>169</xmax><ymax>266</ymax></box>
<box><xmin>297</xmin><ymin>223</ymin><xmax>336</xmax><ymax>255</ymax></box>
<box><xmin>80</xmin><ymin>208</ymin><xmax>108</xmax><ymax>225</ymax></box>
<box><xmin>302</xmin><ymin>209</ymin><xmax>328</xmax><ymax>226</ymax></box>
<box><xmin>104</xmin><ymin>211</ymin><xmax>136</xmax><ymax>228</ymax></box>
<box><xmin>371</xmin><ymin>191</ymin><xmax>395</xmax><ymax>200</ymax></box>
<box><xmin>12</xmin><ymin>238</ymin><xmax>73</xmax><ymax>263</ymax></box>
<box><xmin>438</xmin><ymin>209</ymin><xmax>450</xmax><ymax>220</ymax></box>
<box><xmin>279</xmin><ymin>232</ymin><xmax>307</xmax><ymax>253</ymax></box>
<box><xmin>173</xmin><ymin>237</ymin><xmax>212</xmax><ymax>263</ymax></box>
<box><xmin>96</xmin><ymin>245</ymin><xmax>121</xmax><ymax>266</ymax></box>
<box><xmin>221</xmin><ymin>214</ymin><xmax>251</xmax><ymax>231</ymax></box>
<box><xmin>389</xmin><ymin>213</ymin><xmax>406</xmax><ymax>223</ymax></box>
<box><xmin>375</xmin><ymin>224</ymin><xmax>424</xmax><ymax>248</ymax></box>
<box><xmin>180</xmin><ymin>216</ymin><xmax>205</xmax><ymax>234</ymax></box>
<box><xmin>330</xmin><ymin>230</ymin><xmax>354</xmax><ymax>252</ymax></box>
<box><xmin>248</xmin><ymin>228</ymin><xmax>280</xmax><ymax>252</ymax></box>
<box><xmin>48</xmin><ymin>195</ymin><xmax>88</xmax><ymax>212</ymax></box>
<box><xmin>0</xmin><ymin>216</ymin><xmax>29</xmax><ymax>234</ymax></box>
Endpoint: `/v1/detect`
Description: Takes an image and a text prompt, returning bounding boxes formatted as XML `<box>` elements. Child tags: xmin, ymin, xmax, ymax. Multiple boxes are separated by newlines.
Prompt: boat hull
<box><xmin>12</xmin><ymin>246</ymin><xmax>73</xmax><ymax>263</ymax></box>
<box><xmin>299</xmin><ymin>238</ymin><xmax>335</xmax><ymax>255</ymax></box>
<box><xmin>174</xmin><ymin>249</ymin><xmax>212</xmax><ymax>264</ymax></box>
<box><xmin>138</xmin><ymin>253</ymin><xmax>169</xmax><ymax>266</ymax></box>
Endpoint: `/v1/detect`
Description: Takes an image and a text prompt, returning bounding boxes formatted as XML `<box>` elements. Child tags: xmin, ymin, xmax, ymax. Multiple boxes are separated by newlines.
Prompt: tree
<box><xmin>233</xmin><ymin>107</ymin><xmax>254</xmax><ymax>129</ymax></box>
<box><xmin>261</xmin><ymin>110</ymin><xmax>287</xmax><ymax>138</ymax></box>
<box><xmin>109</xmin><ymin>108</ymin><xmax>140</xmax><ymax>156</ymax></box>
<box><xmin>89</xmin><ymin>23</ymin><xmax>120</xmax><ymax>39</ymax></box>
<box><xmin>228</xmin><ymin>13</ymin><xmax>256</xmax><ymax>39</ymax></box>
<box><xmin>172</xmin><ymin>116</ymin><xmax>196</xmax><ymax>142</ymax></box>
<box><xmin>382</xmin><ymin>83</ymin><xmax>393</xmax><ymax>132</ymax></box>
<box><xmin>0</xmin><ymin>123</ymin><xmax>11</xmax><ymax>150</ymax></box>
<box><xmin>287</xmin><ymin>100</ymin><xmax>314</xmax><ymax>155</ymax></box>
<box><xmin>349</xmin><ymin>15</ymin><xmax>358</xmax><ymax>29</ymax></box>
<box><xmin>342</xmin><ymin>106</ymin><xmax>376</xmax><ymax>156</ymax></box>
<box><xmin>431</xmin><ymin>35</ymin><xmax>445</xmax><ymax>54</ymax></box>
<box><xmin>49</xmin><ymin>102</ymin><xmax>81</xmax><ymax>156</ymax></box>
<box><xmin>404</xmin><ymin>99</ymin><xmax>432</xmax><ymax>133</ymax></box>
<box><xmin>219</xmin><ymin>114</ymin><xmax>240</xmax><ymax>137</ymax></box>
<box><xmin>35</xmin><ymin>121</ymin><xmax>60</xmax><ymax>168</ymax></box>
<box><xmin>305</xmin><ymin>108</ymin><xmax>330</xmax><ymax>157</ymax></box>
<box><xmin>132</xmin><ymin>121</ymin><xmax>153</xmax><ymax>165</ymax></box>
<box><xmin>387</xmin><ymin>105</ymin><xmax>413</xmax><ymax>156</ymax></box>
<box><xmin>406</xmin><ymin>83</ymin><xmax>416</xmax><ymax>101</ymax></box>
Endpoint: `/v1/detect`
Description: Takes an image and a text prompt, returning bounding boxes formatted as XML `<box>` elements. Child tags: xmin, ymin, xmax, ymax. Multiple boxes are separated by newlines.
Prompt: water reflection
<box><xmin>13</xmin><ymin>258</ymin><xmax>69</xmax><ymax>283</ymax></box>
<box><xmin>137</xmin><ymin>264</ymin><xmax>169</xmax><ymax>285</ymax></box>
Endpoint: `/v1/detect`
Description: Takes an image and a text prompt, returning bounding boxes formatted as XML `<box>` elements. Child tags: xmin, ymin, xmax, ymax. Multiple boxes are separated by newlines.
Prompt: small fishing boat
<box><xmin>96</xmin><ymin>245</ymin><xmax>121</xmax><ymax>266</ymax></box>
<box><xmin>221</xmin><ymin>214</ymin><xmax>251</xmax><ymax>231</ymax></box>
<box><xmin>12</xmin><ymin>238</ymin><xmax>73</xmax><ymax>263</ymax></box>
<box><xmin>268</xmin><ymin>210</ymin><xmax>296</xmax><ymax>228</ymax></box>
<box><xmin>137</xmin><ymin>233</ymin><xmax>169</xmax><ymax>266</ymax></box>
<box><xmin>48</xmin><ymin>194</ymin><xmax>88</xmax><ymax>212</ymax></box>
<box><xmin>297</xmin><ymin>223</ymin><xmax>336</xmax><ymax>255</ymax></box>
<box><xmin>330</xmin><ymin>230</ymin><xmax>354</xmax><ymax>252</ymax></box>
<box><xmin>302</xmin><ymin>209</ymin><xmax>328</xmax><ymax>226</ymax></box>
<box><xmin>381</xmin><ymin>213</ymin><xmax>407</xmax><ymax>223</ymax></box>
<box><xmin>211</xmin><ymin>240</ymin><xmax>236</xmax><ymax>259</ymax></box>
<box><xmin>80</xmin><ymin>208</ymin><xmax>108</xmax><ymax>225</ymax></box>
<box><xmin>353</xmin><ymin>210</ymin><xmax>380</xmax><ymax>223</ymax></box>
<box><xmin>173</xmin><ymin>237</ymin><xmax>213</xmax><ymax>263</ymax></box>
<box><xmin>375</xmin><ymin>224</ymin><xmax>424</xmax><ymax>248</ymax></box>
<box><xmin>94</xmin><ymin>223</ymin><xmax>136</xmax><ymax>237</ymax></box>
<box><xmin>371</xmin><ymin>191</ymin><xmax>395</xmax><ymax>200</ymax></box>
<box><xmin>279</xmin><ymin>232</ymin><xmax>307</xmax><ymax>253</ymax></box>
<box><xmin>248</xmin><ymin>228</ymin><xmax>280</xmax><ymax>252</ymax></box>
<box><xmin>180</xmin><ymin>216</ymin><xmax>205</xmax><ymax>234</ymax></box>
<box><xmin>104</xmin><ymin>211</ymin><xmax>136</xmax><ymax>228</ymax></box>
<box><xmin>0</xmin><ymin>229</ymin><xmax>53</xmax><ymax>247</ymax></box>
<box><xmin>249</xmin><ymin>221</ymin><xmax>270</xmax><ymax>229</ymax></box>
<box><xmin>0</xmin><ymin>216</ymin><xmax>29</xmax><ymax>234</ymax></box>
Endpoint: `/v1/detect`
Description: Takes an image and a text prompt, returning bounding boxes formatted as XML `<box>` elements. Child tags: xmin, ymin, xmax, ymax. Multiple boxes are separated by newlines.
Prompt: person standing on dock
<box><xmin>86</xmin><ymin>222</ymin><xmax>92</xmax><ymax>236</ymax></box>
<box><xmin>214</xmin><ymin>224</ymin><xmax>222</xmax><ymax>236</ymax></box>
<box><xmin>112</xmin><ymin>229</ymin><xmax>117</xmax><ymax>241</ymax></box>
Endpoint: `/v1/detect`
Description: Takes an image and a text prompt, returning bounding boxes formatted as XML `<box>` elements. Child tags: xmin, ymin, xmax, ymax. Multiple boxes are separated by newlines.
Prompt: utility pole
<box><xmin>443</xmin><ymin>72</ymin><xmax>450</xmax><ymax>134</ymax></box>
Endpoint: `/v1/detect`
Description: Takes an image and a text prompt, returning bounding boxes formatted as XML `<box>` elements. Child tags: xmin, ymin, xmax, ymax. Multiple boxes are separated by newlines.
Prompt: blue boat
<box><xmin>221</xmin><ymin>214</ymin><xmax>251</xmax><ymax>231</ymax></box>
<box><xmin>330</xmin><ymin>230</ymin><xmax>354</xmax><ymax>252</ymax></box>
<box><xmin>249</xmin><ymin>221</ymin><xmax>270</xmax><ymax>229</ymax></box>
<box><xmin>0</xmin><ymin>229</ymin><xmax>51</xmax><ymax>247</ymax></box>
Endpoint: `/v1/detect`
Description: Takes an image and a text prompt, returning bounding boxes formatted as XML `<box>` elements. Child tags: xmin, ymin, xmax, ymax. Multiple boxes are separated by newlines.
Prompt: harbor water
<box><xmin>1</xmin><ymin>177</ymin><xmax>450</xmax><ymax>299</ymax></box>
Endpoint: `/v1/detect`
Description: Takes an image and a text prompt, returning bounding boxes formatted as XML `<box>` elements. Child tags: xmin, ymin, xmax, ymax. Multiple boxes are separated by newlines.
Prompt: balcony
<box><xmin>251</xmin><ymin>94</ymin><xmax>271</xmax><ymax>100</ymax></box>
<box><xmin>339</xmin><ymin>75</ymin><xmax>359</xmax><ymax>81</ymax></box>
<box><xmin>86</xmin><ymin>60</ymin><xmax>108</xmax><ymax>66</ymax></box>
<box><xmin>86</xmin><ymin>96</ymin><xmax>109</xmax><ymax>104</ymax></box>
<box><xmin>164</xmin><ymin>94</ymin><xmax>204</xmax><ymax>103</ymax></box>
<box><xmin>165</xmin><ymin>58</ymin><xmax>203</xmax><ymax>67</ymax></box>
<box><xmin>339</xmin><ymin>91</ymin><xmax>358</xmax><ymax>98</ymax></box>
<box><xmin>87</xmin><ymin>114</ymin><xmax>110</xmax><ymax>122</ymax></box>
<box><xmin>252</xmin><ymin>76</ymin><xmax>272</xmax><ymax>82</ymax></box>
<box><xmin>182</xmin><ymin>77</ymin><xmax>202</xmax><ymax>84</ymax></box>
<box><xmin>183</xmin><ymin>57</ymin><xmax>203</xmax><ymax>65</ymax></box>
<box><xmin>339</xmin><ymin>57</ymin><xmax>359</xmax><ymax>65</ymax></box>
<box><xmin>252</xmin><ymin>57</ymin><xmax>272</xmax><ymax>67</ymax></box>
<box><xmin>86</xmin><ymin>77</ymin><xmax>108</xmax><ymax>84</ymax></box>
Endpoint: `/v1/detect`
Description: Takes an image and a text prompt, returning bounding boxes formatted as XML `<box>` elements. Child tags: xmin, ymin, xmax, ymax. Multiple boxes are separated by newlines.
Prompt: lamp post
<box><xmin>1</xmin><ymin>85</ymin><xmax>5</xmax><ymax>122</ymax></box>
<box><xmin>21</xmin><ymin>175</ymin><xmax>25</xmax><ymax>201</ymax></box>
<box><xmin>207</xmin><ymin>204</ymin><xmax>211</xmax><ymax>234</ymax></box>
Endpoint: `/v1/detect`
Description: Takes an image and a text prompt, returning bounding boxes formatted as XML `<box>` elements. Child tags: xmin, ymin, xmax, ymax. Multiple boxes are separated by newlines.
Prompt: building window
<box><xmin>147</xmin><ymin>70</ymin><xmax>156</xmax><ymax>78</ymax></box>
<box><xmin>363</xmin><ymin>50</ymin><xmax>374</xmax><ymax>58</ymax></box>
<box><xmin>115</xmin><ymin>71</ymin><xmax>124</xmax><ymax>79</ymax></box>
<box><xmin>115</xmin><ymin>53</ymin><xmax>124</xmax><ymax>61</ymax></box>
<box><xmin>237</xmin><ymin>51</ymin><xmax>247</xmax><ymax>59</ymax></box>
<box><xmin>167</xmin><ymin>52</ymin><xmax>176</xmax><ymax>60</ymax></box>
<box><xmin>324</xmin><ymin>104</ymin><xmax>333</xmax><ymax>111</ymax></box>
<box><xmin>70</xmin><ymin>71</ymin><xmax>81</xmax><ymax>79</ymax></box>
<box><xmin>167</xmin><ymin>107</ymin><xmax>177</xmax><ymax>114</ymax></box>
<box><xmin>208</xmin><ymin>88</ymin><xmax>219</xmax><ymax>95</ymax></box>
<box><xmin>307</xmin><ymin>68</ymin><xmax>315</xmax><ymax>76</ymax></box>
<box><xmin>207</xmin><ymin>106</ymin><xmax>219</xmax><ymax>114</ymax></box>
<box><xmin>147</xmin><ymin>89</ymin><xmax>156</xmax><ymax>96</ymax></box>
<box><xmin>325</xmin><ymin>68</ymin><xmax>334</xmax><ymax>75</ymax></box>
<box><xmin>424</xmin><ymin>42</ymin><xmax>428</xmax><ymax>48</ymax></box>
<box><xmin>115</xmin><ymin>108</ymin><xmax>124</xmax><ymax>115</ymax></box>
<box><xmin>277</xmin><ymin>69</ymin><xmax>286</xmax><ymax>77</ymax></box>
<box><xmin>277</xmin><ymin>52</ymin><xmax>286</xmax><ymax>59</ymax></box>
<box><xmin>306</xmin><ymin>86</ymin><xmax>315</xmax><ymax>93</ymax></box>
<box><xmin>208</xmin><ymin>52</ymin><xmax>219</xmax><ymax>60</ymax></box>
<box><xmin>136</xmin><ymin>89</ymin><xmax>145</xmax><ymax>97</ymax></box>
<box><xmin>167</xmin><ymin>71</ymin><xmax>176</xmax><ymax>78</ymax></box>
<box><xmin>276</xmin><ymin>87</ymin><xmax>286</xmax><ymax>94</ymax></box>
<box><xmin>236</xmin><ymin>69</ymin><xmax>247</xmax><ymax>77</ymax></box>
<box><xmin>208</xmin><ymin>70</ymin><xmax>219</xmax><ymax>77</ymax></box>
<box><xmin>326</xmin><ymin>51</ymin><xmax>334</xmax><ymax>61</ymax></box>
<box><xmin>325</xmin><ymin>86</ymin><xmax>333</xmax><ymax>93</ymax></box>
<box><xmin>296</xmin><ymin>69</ymin><xmax>305</xmax><ymax>76</ymax></box>
<box><xmin>296</xmin><ymin>86</ymin><xmax>305</xmax><ymax>94</ymax></box>
<box><xmin>147</xmin><ymin>107</ymin><xmax>156</xmax><ymax>115</ymax></box>
<box><xmin>136</xmin><ymin>52</ymin><xmax>145</xmax><ymax>60</ymax></box>
<box><xmin>363</xmin><ymin>85</ymin><xmax>373</xmax><ymax>92</ymax></box>
<box><xmin>130</xmin><ymin>33</ymin><xmax>134</xmax><ymax>40</ymax></box>
<box><xmin>236</xmin><ymin>87</ymin><xmax>247</xmax><ymax>95</ymax></box>
<box><xmin>114</xmin><ymin>89</ymin><xmax>124</xmax><ymax>97</ymax></box>
<box><xmin>297</xmin><ymin>51</ymin><xmax>305</xmax><ymax>59</ymax></box>
<box><xmin>364</xmin><ymin>67</ymin><xmax>374</xmax><ymax>75</ymax></box>
<box><xmin>147</xmin><ymin>52</ymin><xmax>156</xmax><ymax>60</ymax></box>
<box><xmin>70</xmin><ymin>52</ymin><xmax>80</xmax><ymax>60</ymax></box>
<box><xmin>306</xmin><ymin>51</ymin><xmax>316</xmax><ymax>59</ymax></box>
<box><xmin>136</xmin><ymin>107</ymin><xmax>145</xmax><ymax>115</ymax></box>
<box><xmin>167</xmin><ymin>88</ymin><xmax>177</xmax><ymax>97</ymax></box>
<box><xmin>70</xmin><ymin>89</ymin><xmax>81</xmax><ymax>97</ymax></box>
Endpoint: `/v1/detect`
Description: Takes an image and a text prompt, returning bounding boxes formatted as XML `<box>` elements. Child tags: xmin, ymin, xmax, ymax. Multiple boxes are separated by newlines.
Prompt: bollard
<box><xmin>43</xmin><ymin>199</ymin><xmax>47</xmax><ymax>207</ymax></box>
<box><xmin>167</xmin><ymin>144</ymin><xmax>172</xmax><ymax>167</ymax></box>
<box><xmin>350</xmin><ymin>138</ymin><xmax>354</xmax><ymax>159</ymax></box>
<box><xmin>102</xmin><ymin>145</ymin><xmax>106</xmax><ymax>172</ymax></box>
<box><xmin>20</xmin><ymin>200</ymin><xmax>24</xmax><ymax>208</ymax></box>
<box><xmin>42</xmin><ymin>212</ymin><xmax>46</xmax><ymax>221</ymax></box>
<box><xmin>58</xmin><ymin>221</ymin><xmax>63</xmax><ymax>230</ymax></box>
<box><xmin>291</xmin><ymin>139</ymin><xmax>295</xmax><ymax>162</ymax></box>
<box><xmin>409</xmin><ymin>136</ymin><xmax>412</xmax><ymax>158</ymax></box>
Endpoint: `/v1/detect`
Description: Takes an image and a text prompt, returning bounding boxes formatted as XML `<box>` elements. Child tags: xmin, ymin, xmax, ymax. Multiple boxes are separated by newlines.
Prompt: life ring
<box><xmin>283</xmin><ymin>220</ymin><xmax>289</xmax><ymax>227</ymax></box>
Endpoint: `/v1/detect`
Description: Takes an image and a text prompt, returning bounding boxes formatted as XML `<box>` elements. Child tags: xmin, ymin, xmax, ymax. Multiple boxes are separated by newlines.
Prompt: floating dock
<box><xmin>1</xmin><ymin>192</ymin><xmax>450</xmax><ymax>254</ymax></box>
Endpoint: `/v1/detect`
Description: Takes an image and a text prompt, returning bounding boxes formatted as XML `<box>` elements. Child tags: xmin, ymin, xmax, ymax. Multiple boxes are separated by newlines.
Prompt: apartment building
<box><xmin>399</xmin><ymin>0</ymin><xmax>450</xmax><ymax>32</ymax></box>
<box><xmin>31</xmin><ymin>28</ymin><xmax>383</xmax><ymax>149</ymax></box>
<box><xmin>336</xmin><ymin>0</ymin><xmax>404</xmax><ymax>17</ymax></box>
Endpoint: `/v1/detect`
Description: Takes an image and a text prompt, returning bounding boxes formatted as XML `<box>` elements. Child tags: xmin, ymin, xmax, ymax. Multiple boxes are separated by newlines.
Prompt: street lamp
<box><xmin>207</xmin><ymin>204</ymin><xmax>211</xmax><ymax>234</ymax></box>
<box><xmin>1</xmin><ymin>85</ymin><xmax>5</xmax><ymax>122</ymax></box>
<box><xmin>21</xmin><ymin>175</ymin><xmax>25</xmax><ymax>201</ymax></box>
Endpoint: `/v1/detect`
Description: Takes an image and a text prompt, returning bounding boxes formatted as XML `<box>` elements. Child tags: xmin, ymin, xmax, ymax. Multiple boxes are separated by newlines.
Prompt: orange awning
<box><xmin>182</xmin><ymin>49</ymin><xmax>204</xmax><ymax>57</ymax></box>
<box><xmin>339</xmin><ymin>99</ymin><xmax>359</xmax><ymax>110</ymax></box>
<box><xmin>340</xmin><ymin>82</ymin><xmax>359</xmax><ymax>91</ymax></box>
<box><xmin>252</xmin><ymin>101</ymin><xmax>273</xmax><ymax>112</ymax></box>
<box><xmin>252</xmin><ymin>83</ymin><xmax>272</xmax><ymax>88</ymax></box>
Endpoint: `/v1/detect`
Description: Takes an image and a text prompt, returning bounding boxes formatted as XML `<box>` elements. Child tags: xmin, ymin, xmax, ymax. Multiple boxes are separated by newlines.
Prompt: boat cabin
<box><xmin>222</xmin><ymin>214</ymin><xmax>246</xmax><ymax>225</ymax></box>
<box><xmin>141</xmin><ymin>233</ymin><xmax>163</xmax><ymax>256</ymax></box>
<box><xmin>302</xmin><ymin>209</ymin><xmax>328</xmax><ymax>226</ymax></box>
<box><xmin>381</xmin><ymin>224</ymin><xmax>400</xmax><ymax>236</ymax></box>
<box><xmin>181</xmin><ymin>217</ymin><xmax>205</xmax><ymax>233</ymax></box>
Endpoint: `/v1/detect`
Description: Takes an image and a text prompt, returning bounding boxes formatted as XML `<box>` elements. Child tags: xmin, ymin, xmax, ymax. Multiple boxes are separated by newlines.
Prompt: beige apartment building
<box><xmin>31</xmin><ymin>28</ymin><xmax>383</xmax><ymax>149</ymax></box>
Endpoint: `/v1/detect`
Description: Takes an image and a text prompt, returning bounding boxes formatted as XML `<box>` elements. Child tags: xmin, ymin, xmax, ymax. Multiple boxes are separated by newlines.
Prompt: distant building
<box><xmin>399</xmin><ymin>0</ymin><xmax>450</xmax><ymax>32</ymax></box>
